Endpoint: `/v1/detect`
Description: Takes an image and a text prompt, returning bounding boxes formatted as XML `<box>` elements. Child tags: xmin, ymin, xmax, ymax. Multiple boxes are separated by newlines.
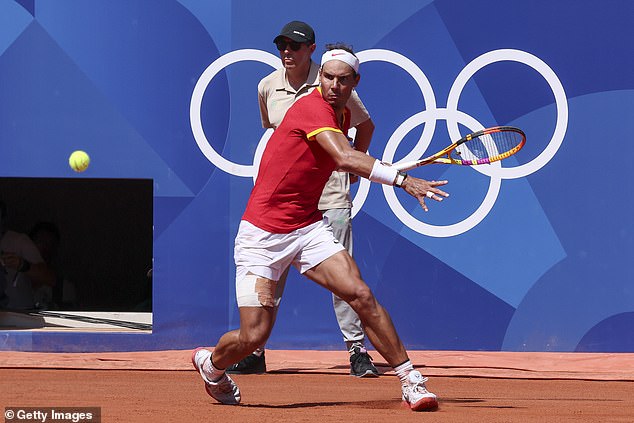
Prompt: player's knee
<box><xmin>239</xmin><ymin>330</ymin><xmax>268</xmax><ymax>351</ymax></box>
<box><xmin>348</xmin><ymin>284</ymin><xmax>376</xmax><ymax>311</ymax></box>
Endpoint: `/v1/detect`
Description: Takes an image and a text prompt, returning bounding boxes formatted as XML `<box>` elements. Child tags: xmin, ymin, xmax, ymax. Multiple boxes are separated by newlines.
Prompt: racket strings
<box><xmin>457</xmin><ymin>130</ymin><xmax>524</xmax><ymax>164</ymax></box>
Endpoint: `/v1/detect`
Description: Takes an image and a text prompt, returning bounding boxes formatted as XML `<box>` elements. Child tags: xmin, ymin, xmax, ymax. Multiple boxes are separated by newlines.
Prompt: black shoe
<box><xmin>226</xmin><ymin>352</ymin><xmax>267</xmax><ymax>374</ymax></box>
<box><xmin>350</xmin><ymin>347</ymin><xmax>379</xmax><ymax>377</ymax></box>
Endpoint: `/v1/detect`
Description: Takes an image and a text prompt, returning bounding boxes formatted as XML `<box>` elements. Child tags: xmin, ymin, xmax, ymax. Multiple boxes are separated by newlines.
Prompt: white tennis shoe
<box><xmin>191</xmin><ymin>347</ymin><xmax>241</xmax><ymax>405</ymax></box>
<box><xmin>401</xmin><ymin>370</ymin><xmax>438</xmax><ymax>411</ymax></box>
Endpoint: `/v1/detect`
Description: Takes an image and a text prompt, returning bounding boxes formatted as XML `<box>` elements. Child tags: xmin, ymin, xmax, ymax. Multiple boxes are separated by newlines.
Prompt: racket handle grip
<box><xmin>393</xmin><ymin>160</ymin><xmax>421</xmax><ymax>171</ymax></box>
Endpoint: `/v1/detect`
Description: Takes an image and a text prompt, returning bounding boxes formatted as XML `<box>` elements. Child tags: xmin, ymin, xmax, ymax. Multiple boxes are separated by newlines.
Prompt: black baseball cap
<box><xmin>273</xmin><ymin>21</ymin><xmax>315</xmax><ymax>44</ymax></box>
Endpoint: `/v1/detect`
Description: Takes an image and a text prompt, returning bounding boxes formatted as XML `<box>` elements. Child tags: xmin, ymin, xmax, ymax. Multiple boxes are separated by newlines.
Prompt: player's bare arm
<box><xmin>314</xmin><ymin>130</ymin><xmax>449</xmax><ymax>211</ymax></box>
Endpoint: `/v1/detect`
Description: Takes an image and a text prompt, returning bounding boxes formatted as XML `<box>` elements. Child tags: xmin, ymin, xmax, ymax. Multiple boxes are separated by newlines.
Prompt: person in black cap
<box><xmin>274</xmin><ymin>20</ymin><xmax>315</xmax><ymax>45</ymax></box>
<box><xmin>226</xmin><ymin>21</ymin><xmax>379</xmax><ymax>378</ymax></box>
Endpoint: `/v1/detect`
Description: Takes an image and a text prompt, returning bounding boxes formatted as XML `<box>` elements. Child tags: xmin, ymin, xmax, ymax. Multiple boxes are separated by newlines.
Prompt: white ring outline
<box><xmin>352</xmin><ymin>49</ymin><xmax>436</xmax><ymax>218</ymax></box>
<box><xmin>383</xmin><ymin>109</ymin><xmax>502</xmax><ymax>237</ymax></box>
<box><xmin>190</xmin><ymin>49</ymin><xmax>280</xmax><ymax>178</ymax></box>
<box><xmin>190</xmin><ymin>48</ymin><xmax>567</xmax><ymax>236</ymax></box>
<box><xmin>446</xmin><ymin>49</ymin><xmax>568</xmax><ymax>179</ymax></box>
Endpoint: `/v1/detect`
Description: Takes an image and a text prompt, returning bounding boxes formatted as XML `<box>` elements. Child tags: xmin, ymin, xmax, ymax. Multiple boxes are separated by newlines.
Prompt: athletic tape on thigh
<box><xmin>236</xmin><ymin>273</ymin><xmax>280</xmax><ymax>307</ymax></box>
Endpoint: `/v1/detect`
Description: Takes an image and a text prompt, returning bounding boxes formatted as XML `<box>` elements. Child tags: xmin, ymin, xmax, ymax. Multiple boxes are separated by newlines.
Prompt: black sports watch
<box><xmin>394</xmin><ymin>171</ymin><xmax>408</xmax><ymax>188</ymax></box>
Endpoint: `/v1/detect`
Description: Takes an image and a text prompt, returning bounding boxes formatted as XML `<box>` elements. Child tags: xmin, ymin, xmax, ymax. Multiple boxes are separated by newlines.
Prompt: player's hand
<box><xmin>400</xmin><ymin>177</ymin><xmax>449</xmax><ymax>212</ymax></box>
<box><xmin>350</xmin><ymin>174</ymin><xmax>359</xmax><ymax>184</ymax></box>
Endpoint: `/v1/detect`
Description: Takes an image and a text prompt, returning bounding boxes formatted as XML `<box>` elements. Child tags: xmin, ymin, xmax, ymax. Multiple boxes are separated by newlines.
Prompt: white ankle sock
<box><xmin>203</xmin><ymin>355</ymin><xmax>225</xmax><ymax>382</ymax></box>
<box><xmin>393</xmin><ymin>360</ymin><xmax>414</xmax><ymax>384</ymax></box>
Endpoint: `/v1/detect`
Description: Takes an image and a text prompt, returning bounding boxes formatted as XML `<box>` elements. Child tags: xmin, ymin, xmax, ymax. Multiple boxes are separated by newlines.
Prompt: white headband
<box><xmin>320</xmin><ymin>49</ymin><xmax>359</xmax><ymax>73</ymax></box>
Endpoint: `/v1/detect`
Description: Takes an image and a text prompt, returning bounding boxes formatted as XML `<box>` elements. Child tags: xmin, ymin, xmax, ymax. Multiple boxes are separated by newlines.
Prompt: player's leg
<box><xmin>192</xmin><ymin>274</ymin><xmax>277</xmax><ymax>405</ymax></box>
<box><xmin>303</xmin><ymin>250</ymin><xmax>408</xmax><ymax>364</ymax></box>
<box><xmin>227</xmin><ymin>266</ymin><xmax>289</xmax><ymax>374</ymax></box>
<box><xmin>213</xmin><ymin>262</ymin><xmax>282</xmax><ymax>368</ymax></box>
<box><xmin>212</xmin><ymin>299</ymin><xmax>276</xmax><ymax>368</ymax></box>
<box><xmin>297</xmin><ymin>226</ymin><xmax>438</xmax><ymax>411</ymax></box>
<box><xmin>323</xmin><ymin>208</ymin><xmax>378</xmax><ymax>377</ymax></box>
<box><xmin>193</xmin><ymin>220</ymin><xmax>295</xmax><ymax>404</ymax></box>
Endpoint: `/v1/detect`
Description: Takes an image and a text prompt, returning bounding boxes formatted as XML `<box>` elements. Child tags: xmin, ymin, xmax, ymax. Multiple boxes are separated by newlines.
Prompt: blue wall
<box><xmin>1</xmin><ymin>0</ymin><xmax>633</xmax><ymax>352</ymax></box>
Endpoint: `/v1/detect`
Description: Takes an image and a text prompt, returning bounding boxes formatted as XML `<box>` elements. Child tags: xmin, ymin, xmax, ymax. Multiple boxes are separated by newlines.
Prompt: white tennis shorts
<box><xmin>234</xmin><ymin>219</ymin><xmax>345</xmax><ymax>306</ymax></box>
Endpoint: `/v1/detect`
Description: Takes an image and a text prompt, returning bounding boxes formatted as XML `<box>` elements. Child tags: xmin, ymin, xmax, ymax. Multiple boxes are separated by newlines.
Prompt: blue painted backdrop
<box><xmin>1</xmin><ymin>0</ymin><xmax>633</xmax><ymax>352</ymax></box>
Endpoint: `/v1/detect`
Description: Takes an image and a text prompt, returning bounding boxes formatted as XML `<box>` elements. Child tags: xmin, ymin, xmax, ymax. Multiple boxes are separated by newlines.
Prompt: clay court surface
<box><xmin>2</xmin><ymin>350</ymin><xmax>633</xmax><ymax>422</ymax></box>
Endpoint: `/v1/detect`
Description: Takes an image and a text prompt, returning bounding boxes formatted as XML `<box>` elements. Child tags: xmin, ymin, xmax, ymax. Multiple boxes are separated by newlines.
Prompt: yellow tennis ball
<box><xmin>69</xmin><ymin>150</ymin><xmax>90</xmax><ymax>172</ymax></box>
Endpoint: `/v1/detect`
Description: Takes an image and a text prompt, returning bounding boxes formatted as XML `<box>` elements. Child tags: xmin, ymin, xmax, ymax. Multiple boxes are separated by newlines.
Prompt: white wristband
<box><xmin>369</xmin><ymin>159</ymin><xmax>398</xmax><ymax>185</ymax></box>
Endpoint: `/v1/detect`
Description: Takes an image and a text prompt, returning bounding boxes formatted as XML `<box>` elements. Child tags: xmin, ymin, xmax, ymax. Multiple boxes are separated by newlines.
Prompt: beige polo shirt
<box><xmin>258</xmin><ymin>60</ymin><xmax>370</xmax><ymax>210</ymax></box>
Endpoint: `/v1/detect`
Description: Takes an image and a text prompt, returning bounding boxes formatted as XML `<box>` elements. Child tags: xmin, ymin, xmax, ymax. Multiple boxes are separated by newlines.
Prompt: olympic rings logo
<box><xmin>190</xmin><ymin>48</ymin><xmax>567</xmax><ymax>238</ymax></box>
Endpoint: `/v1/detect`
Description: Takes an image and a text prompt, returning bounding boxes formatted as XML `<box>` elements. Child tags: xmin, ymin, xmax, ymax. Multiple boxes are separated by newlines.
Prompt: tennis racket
<box><xmin>393</xmin><ymin>126</ymin><xmax>526</xmax><ymax>171</ymax></box>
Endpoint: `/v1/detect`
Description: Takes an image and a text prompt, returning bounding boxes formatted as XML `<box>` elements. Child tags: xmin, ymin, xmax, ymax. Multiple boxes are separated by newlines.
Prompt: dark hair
<box><xmin>0</xmin><ymin>200</ymin><xmax>6</xmax><ymax>220</ymax></box>
<box><xmin>324</xmin><ymin>42</ymin><xmax>355</xmax><ymax>55</ymax></box>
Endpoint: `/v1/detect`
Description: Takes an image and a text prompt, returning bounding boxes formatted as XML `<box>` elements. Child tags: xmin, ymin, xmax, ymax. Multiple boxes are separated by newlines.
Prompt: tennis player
<box><xmin>227</xmin><ymin>20</ymin><xmax>379</xmax><ymax>378</ymax></box>
<box><xmin>192</xmin><ymin>44</ymin><xmax>448</xmax><ymax>412</ymax></box>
